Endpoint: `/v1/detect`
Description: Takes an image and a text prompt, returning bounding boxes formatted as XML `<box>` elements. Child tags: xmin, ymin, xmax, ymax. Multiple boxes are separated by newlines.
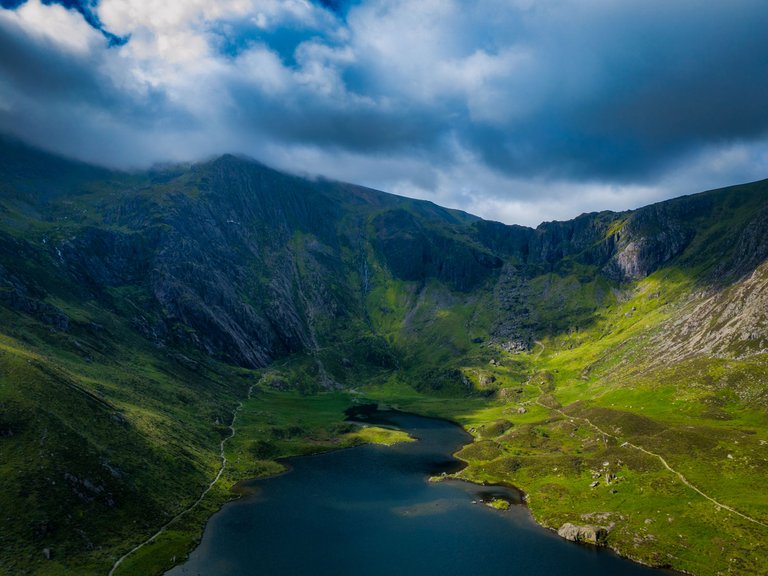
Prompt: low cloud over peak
<box><xmin>1</xmin><ymin>0</ymin><xmax>767</xmax><ymax>226</ymax></box>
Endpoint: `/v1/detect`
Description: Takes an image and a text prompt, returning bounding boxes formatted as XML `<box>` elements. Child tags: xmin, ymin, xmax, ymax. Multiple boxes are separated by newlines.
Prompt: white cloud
<box><xmin>0</xmin><ymin>0</ymin><xmax>100</xmax><ymax>54</ymax></box>
<box><xmin>236</xmin><ymin>46</ymin><xmax>291</xmax><ymax>94</ymax></box>
<box><xmin>0</xmin><ymin>0</ymin><xmax>767</xmax><ymax>226</ymax></box>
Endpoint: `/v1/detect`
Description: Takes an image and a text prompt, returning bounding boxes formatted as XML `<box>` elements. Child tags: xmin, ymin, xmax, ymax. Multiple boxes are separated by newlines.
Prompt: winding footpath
<box><xmin>108</xmin><ymin>383</ymin><xmax>256</xmax><ymax>576</ymax></box>
<box><xmin>531</xmin><ymin>339</ymin><xmax>767</xmax><ymax>530</ymax></box>
<box><xmin>536</xmin><ymin>400</ymin><xmax>768</xmax><ymax>530</ymax></box>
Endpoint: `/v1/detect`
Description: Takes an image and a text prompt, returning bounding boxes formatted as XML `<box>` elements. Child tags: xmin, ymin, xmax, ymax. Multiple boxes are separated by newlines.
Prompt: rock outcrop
<box><xmin>557</xmin><ymin>522</ymin><xmax>609</xmax><ymax>546</ymax></box>
<box><xmin>2</xmin><ymin>137</ymin><xmax>767</xmax><ymax>374</ymax></box>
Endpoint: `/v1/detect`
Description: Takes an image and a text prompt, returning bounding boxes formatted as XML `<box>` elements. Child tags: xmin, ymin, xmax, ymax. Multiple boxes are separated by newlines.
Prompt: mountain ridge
<box><xmin>1</xmin><ymin>137</ymin><xmax>768</xmax><ymax>575</ymax></box>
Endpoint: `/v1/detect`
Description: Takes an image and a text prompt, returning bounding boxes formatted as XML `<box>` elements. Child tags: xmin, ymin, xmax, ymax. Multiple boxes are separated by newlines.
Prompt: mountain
<box><xmin>1</xmin><ymin>136</ymin><xmax>767</xmax><ymax>575</ymax></box>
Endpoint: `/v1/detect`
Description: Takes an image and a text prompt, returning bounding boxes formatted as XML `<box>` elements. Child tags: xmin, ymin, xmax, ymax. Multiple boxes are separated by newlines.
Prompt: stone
<box><xmin>557</xmin><ymin>523</ymin><xmax>609</xmax><ymax>546</ymax></box>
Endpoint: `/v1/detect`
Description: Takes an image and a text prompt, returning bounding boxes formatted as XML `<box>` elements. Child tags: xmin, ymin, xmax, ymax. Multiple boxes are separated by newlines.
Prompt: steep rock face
<box><xmin>0</xmin><ymin>266</ymin><xmax>70</xmax><ymax>331</ymax></box>
<box><xmin>471</xmin><ymin>220</ymin><xmax>533</xmax><ymax>261</ymax></box>
<box><xmin>372</xmin><ymin>208</ymin><xmax>503</xmax><ymax>291</ymax></box>
<box><xmin>532</xmin><ymin>211</ymin><xmax>617</xmax><ymax>268</ymax></box>
<box><xmin>141</xmin><ymin>158</ymin><xmax>355</xmax><ymax>367</ymax></box>
<box><xmin>598</xmin><ymin>187</ymin><xmax>768</xmax><ymax>282</ymax></box>
<box><xmin>1</xmin><ymin>138</ymin><xmax>767</xmax><ymax>370</ymax></box>
<box><xmin>491</xmin><ymin>263</ymin><xmax>536</xmax><ymax>352</ymax></box>
<box><xmin>202</xmin><ymin>155</ymin><xmax>342</xmax><ymax>243</ymax></box>
<box><xmin>603</xmin><ymin>204</ymin><xmax>697</xmax><ymax>282</ymax></box>
<box><xmin>718</xmin><ymin>202</ymin><xmax>768</xmax><ymax>282</ymax></box>
<box><xmin>474</xmin><ymin>205</ymin><xmax>690</xmax><ymax>282</ymax></box>
<box><xmin>0</xmin><ymin>232</ymin><xmax>72</xmax><ymax>330</ymax></box>
<box><xmin>59</xmin><ymin>227</ymin><xmax>160</xmax><ymax>289</ymax></box>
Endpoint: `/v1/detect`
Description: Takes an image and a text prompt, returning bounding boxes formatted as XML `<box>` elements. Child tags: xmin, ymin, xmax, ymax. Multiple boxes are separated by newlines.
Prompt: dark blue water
<box><xmin>167</xmin><ymin>411</ymin><xmax>667</xmax><ymax>576</ymax></box>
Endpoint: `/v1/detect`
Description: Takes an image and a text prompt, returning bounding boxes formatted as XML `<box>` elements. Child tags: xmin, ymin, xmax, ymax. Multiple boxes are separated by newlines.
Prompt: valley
<box><xmin>0</xmin><ymin>137</ymin><xmax>767</xmax><ymax>575</ymax></box>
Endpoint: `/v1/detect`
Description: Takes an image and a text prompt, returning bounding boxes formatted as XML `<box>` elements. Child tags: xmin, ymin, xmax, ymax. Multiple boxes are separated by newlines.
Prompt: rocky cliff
<box><xmin>1</xmin><ymin>136</ymin><xmax>767</xmax><ymax>575</ymax></box>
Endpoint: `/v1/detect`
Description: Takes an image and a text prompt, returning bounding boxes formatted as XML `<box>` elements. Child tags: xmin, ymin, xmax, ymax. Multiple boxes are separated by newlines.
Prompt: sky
<box><xmin>1</xmin><ymin>0</ymin><xmax>768</xmax><ymax>226</ymax></box>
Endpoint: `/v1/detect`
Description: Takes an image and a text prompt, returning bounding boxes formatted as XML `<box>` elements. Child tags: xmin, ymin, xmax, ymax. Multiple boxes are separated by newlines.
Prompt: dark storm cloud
<box><xmin>0</xmin><ymin>18</ymin><xmax>102</xmax><ymax>100</ymax></box>
<box><xmin>0</xmin><ymin>14</ymin><xmax>132</xmax><ymax>108</ymax></box>
<box><xmin>229</xmin><ymin>85</ymin><xmax>446</xmax><ymax>154</ymax></box>
<box><xmin>548</xmin><ymin>1</ymin><xmax>768</xmax><ymax>178</ymax></box>
<box><xmin>234</xmin><ymin>0</ymin><xmax>768</xmax><ymax>182</ymax></box>
<box><xmin>433</xmin><ymin>0</ymin><xmax>768</xmax><ymax>181</ymax></box>
<box><xmin>0</xmin><ymin>6</ymin><xmax>196</xmax><ymax>164</ymax></box>
<box><xmin>0</xmin><ymin>0</ymin><xmax>767</xmax><ymax>224</ymax></box>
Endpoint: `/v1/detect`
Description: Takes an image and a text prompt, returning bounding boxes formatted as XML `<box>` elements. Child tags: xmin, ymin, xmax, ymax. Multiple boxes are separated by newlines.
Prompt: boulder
<box><xmin>557</xmin><ymin>523</ymin><xmax>609</xmax><ymax>546</ymax></box>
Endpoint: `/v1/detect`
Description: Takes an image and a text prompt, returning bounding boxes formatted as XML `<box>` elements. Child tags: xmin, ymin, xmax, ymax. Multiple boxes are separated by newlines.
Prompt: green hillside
<box><xmin>1</xmin><ymin>137</ymin><xmax>767</xmax><ymax>575</ymax></box>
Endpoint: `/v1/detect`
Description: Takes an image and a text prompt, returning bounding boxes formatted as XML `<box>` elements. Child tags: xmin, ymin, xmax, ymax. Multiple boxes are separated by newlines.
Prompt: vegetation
<box><xmin>485</xmin><ymin>498</ymin><xmax>512</xmax><ymax>511</ymax></box>
<box><xmin>112</xmin><ymin>388</ymin><xmax>413</xmax><ymax>576</ymax></box>
<box><xmin>1</xmin><ymin>138</ymin><xmax>767</xmax><ymax>575</ymax></box>
<box><xmin>361</xmin><ymin>263</ymin><xmax>768</xmax><ymax>576</ymax></box>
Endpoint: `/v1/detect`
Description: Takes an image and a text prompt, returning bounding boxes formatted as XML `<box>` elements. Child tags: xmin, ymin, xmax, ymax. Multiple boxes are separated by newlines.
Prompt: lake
<box><xmin>166</xmin><ymin>409</ymin><xmax>668</xmax><ymax>576</ymax></box>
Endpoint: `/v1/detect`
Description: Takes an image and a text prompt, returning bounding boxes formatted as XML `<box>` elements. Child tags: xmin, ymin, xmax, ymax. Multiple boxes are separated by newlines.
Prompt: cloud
<box><xmin>0</xmin><ymin>0</ymin><xmax>100</xmax><ymax>53</ymax></box>
<box><xmin>0</xmin><ymin>0</ymin><xmax>767</xmax><ymax>226</ymax></box>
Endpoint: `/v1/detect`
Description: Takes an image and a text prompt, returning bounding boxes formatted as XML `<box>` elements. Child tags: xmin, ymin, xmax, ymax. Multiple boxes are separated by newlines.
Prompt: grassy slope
<box><xmin>0</xmin><ymin>306</ymin><xmax>410</xmax><ymax>576</ymax></box>
<box><xmin>112</xmin><ymin>387</ymin><xmax>412</xmax><ymax>576</ymax></box>
<box><xmin>92</xmin><ymin>253</ymin><xmax>768</xmax><ymax>576</ymax></box>
<box><xmin>0</xmin><ymin>304</ymin><xmax>249</xmax><ymax>575</ymax></box>
<box><xmin>0</xmin><ymin>164</ymin><xmax>261</xmax><ymax>575</ymax></box>
<box><xmin>0</xmin><ymin>148</ymin><xmax>417</xmax><ymax>575</ymax></box>
<box><xmin>356</xmin><ymin>202</ymin><xmax>768</xmax><ymax>575</ymax></box>
<box><xmin>2</xmin><ymin>141</ymin><xmax>767</xmax><ymax>576</ymax></box>
<box><xmin>353</xmin><ymin>184</ymin><xmax>768</xmax><ymax>576</ymax></box>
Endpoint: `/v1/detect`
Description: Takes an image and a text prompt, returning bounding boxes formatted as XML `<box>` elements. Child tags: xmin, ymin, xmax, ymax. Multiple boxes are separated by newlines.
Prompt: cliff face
<box><xmin>2</xmin><ymin>138</ymin><xmax>768</xmax><ymax>575</ymax></box>
<box><xmin>1</xmin><ymin>139</ymin><xmax>767</xmax><ymax>370</ymax></box>
<box><xmin>0</xmin><ymin>146</ymin><xmax>506</xmax><ymax>369</ymax></box>
<box><xmin>372</xmin><ymin>208</ymin><xmax>503</xmax><ymax>291</ymax></box>
<box><xmin>602</xmin><ymin>199</ymin><xmax>703</xmax><ymax>282</ymax></box>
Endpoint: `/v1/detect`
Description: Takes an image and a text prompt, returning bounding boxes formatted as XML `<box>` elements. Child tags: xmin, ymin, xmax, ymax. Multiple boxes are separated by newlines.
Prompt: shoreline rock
<box><xmin>557</xmin><ymin>522</ymin><xmax>609</xmax><ymax>546</ymax></box>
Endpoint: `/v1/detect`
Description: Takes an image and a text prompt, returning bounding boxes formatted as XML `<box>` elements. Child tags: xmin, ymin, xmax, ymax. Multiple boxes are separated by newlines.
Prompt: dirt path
<box><xmin>528</xmin><ymin>343</ymin><xmax>766</xmax><ymax>530</ymax></box>
<box><xmin>537</xmin><ymin>400</ymin><xmax>768</xmax><ymax>530</ymax></box>
<box><xmin>108</xmin><ymin>383</ymin><xmax>256</xmax><ymax>576</ymax></box>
